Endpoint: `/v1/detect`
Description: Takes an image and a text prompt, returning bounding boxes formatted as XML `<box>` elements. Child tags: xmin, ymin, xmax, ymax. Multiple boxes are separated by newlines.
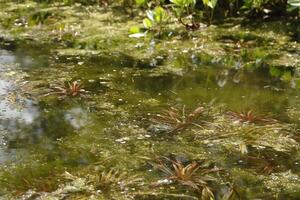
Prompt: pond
<box><xmin>0</xmin><ymin>1</ymin><xmax>300</xmax><ymax>197</ymax></box>
<box><xmin>0</xmin><ymin>35</ymin><xmax>300</xmax><ymax>200</ymax></box>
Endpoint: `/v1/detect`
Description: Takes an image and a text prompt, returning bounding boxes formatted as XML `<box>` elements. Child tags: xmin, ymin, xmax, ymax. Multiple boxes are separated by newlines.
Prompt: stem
<box><xmin>210</xmin><ymin>8</ymin><xmax>214</xmax><ymax>25</ymax></box>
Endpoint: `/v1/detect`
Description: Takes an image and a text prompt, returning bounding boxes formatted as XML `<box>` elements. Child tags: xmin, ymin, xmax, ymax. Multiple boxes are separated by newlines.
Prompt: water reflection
<box><xmin>130</xmin><ymin>66</ymin><xmax>291</xmax><ymax>114</ymax></box>
<box><xmin>216</xmin><ymin>69</ymin><xmax>229</xmax><ymax>87</ymax></box>
<box><xmin>0</xmin><ymin>50</ymin><xmax>16</xmax><ymax>66</ymax></box>
<box><xmin>65</xmin><ymin>107</ymin><xmax>89</xmax><ymax>129</ymax></box>
<box><xmin>0</xmin><ymin>49</ymin><xmax>40</xmax><ymax>162</ymax></box>
<box><xmin>0</xmin><ymin>47</ymin><xmax>89</xmax><ymax>153</ymax></box>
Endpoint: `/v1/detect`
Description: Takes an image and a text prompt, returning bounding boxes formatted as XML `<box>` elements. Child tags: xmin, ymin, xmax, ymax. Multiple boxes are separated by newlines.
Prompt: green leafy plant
<box><xmin>241</xmin><ymin>0</ymin><xmax>288</xmax><ymax>17</ymax></box>
<box><xmin>129</xmin><ymin>6</ymin><xmax>169</xmax><ymax>38</ymax></box>
<box><xmin>142</xmin><ymin>6</ymin><xmax>169</xmax><ymax>36</ymax></box>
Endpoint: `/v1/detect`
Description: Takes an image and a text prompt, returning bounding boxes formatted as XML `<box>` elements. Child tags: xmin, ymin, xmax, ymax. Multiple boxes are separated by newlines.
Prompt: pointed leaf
<box><xmin>143</xmin><ymin>18</ymin><xmax>153</xmax><ymax>29</ymax></box>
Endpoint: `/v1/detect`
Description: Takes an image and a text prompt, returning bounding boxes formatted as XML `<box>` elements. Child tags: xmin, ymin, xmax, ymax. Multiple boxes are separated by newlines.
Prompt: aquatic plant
<box><xmin>43</xmin><ymin>81</ymin><xmax>87</xmax><ymax>99</ymax></box>
<box><xmin>151</xmin><ymin>157</ymin><xmax>221</xmax><ymax>199</ymax></box>
<box><xmin>0</xmin><ymin>165</ymin><xmax>62</xmax><ymax>195</ymax></box>
<box><xmin>243</xmin><ymin>155</ymin><xmax>277</xmax><ymax>175</ymax></box>
<box><xmin>28</xmin><ymin>11</ymin><xmax>53</xmax><ymax>26</ymax></box>
<box><xmin>90</xmin><ymin>169</ymin><xmax>142</xmax><ymax>192</ymax></box>
<box><xmin>143</xmin><ymin>6</ymin><xmax>169</xmax><ymax>37</ymax></box>
<box><xmin>227</xmin><ymin>110</ymin><xmax>276</xmax><ymax>124</ymax></box>
<box><xmin>170</xmin><ymin>0</ymin><xmax>200</xmax><ymax>31</ymax></box>
<box><xmin>199</xmin><ymin>115</ymin><xmax>299</xmax><ymax>156</ymax></box>
<box><xmin>91</xmin><ymin>169</ymin><xmax>125</xmax><ymax>190</ymax></box>
<box><xmin>151</xmin><ymin>106</ymin><xmax>205</xmax><ymax>133</ymax></box>
<box><xmin>130</xmin><ymin>6</ymin><xmax>169</xmax><ymax>37</ymax></box>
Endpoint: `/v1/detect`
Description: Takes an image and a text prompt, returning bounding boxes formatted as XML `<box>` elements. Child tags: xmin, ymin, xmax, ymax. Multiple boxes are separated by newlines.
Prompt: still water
<box><xmin>0</xmin><ymin>41</ymin><xmax>300</xmax><ymax>199</ymax></box>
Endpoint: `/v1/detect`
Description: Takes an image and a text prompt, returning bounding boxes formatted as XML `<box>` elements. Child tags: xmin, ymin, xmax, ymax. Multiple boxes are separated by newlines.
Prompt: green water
<box><xmin>0</xmin><ymin>38</ymin><xmax>300</xmax><ymax>199</ymax></box>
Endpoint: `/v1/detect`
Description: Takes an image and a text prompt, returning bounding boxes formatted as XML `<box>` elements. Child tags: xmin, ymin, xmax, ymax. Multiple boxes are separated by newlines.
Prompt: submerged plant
<box><xmin>244</xmin><ymin>155</ymin><xmax>277</xmax><ymax>175</ymax></box>
<box><xmin>43</xmin><ymin>81</ymin><xmax>87</xmax><ymax>99</ymax></box>
<box><xmin>227</xmin><ymin>110</ymin><xmax>276</xmax><ymax>124</ymax></box>
<box><xmin>151</xmin><ymin>157</ymin><xmax>221</xmax><ymax>199</ymax></box>
<box><xmin>151</xmin><ymin>106</ymin><xmax>205</xmax><ymax>133</ymax></box>
<box><xmin>91</xmin><ymin>169</ymin><xmax>125</xmax><ymax>190</ymax></box>
<box><xmin>89</xmin><ymin>169</ymin><xmax>142</xmax><ymax>192</ymax></box>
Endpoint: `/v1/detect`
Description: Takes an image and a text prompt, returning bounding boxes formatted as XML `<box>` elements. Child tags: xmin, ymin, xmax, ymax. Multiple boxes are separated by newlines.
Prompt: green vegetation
<box><xmin>0</xmin><ymin>0</ymin><xmax>299</xmax><ymax>199</ymax></box>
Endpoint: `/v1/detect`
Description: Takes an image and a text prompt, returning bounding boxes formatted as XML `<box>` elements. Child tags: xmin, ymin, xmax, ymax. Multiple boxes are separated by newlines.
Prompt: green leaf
<box><xmin>170</xmin><ymin>0</ymin><xmax>184</xmax><ymax>7</ymax></box>
<box><xmin>143</xmin><ymin>18</ymin><xmax>153</xmax><ymax>29</ymax></box>
<box><xmin>154</xmin><ymin>6</ymin><xmax>167</xmax><ymax>23</ymax></box>
<box><xmin>129</xmin><ymin>26</ymin><xmax>141</xmax><ymax>34</ymax></box>
<box><xmin>135</xmin><ymin>0</ymin><xmax>146</xmax><ymax>6</ymax></box>
<box><xmin>288</xmin><ymin>0</ymin><xmax>300</xmax><ymax>7</ymax></box>
<box><xmin>170</xmin><ymin>0</ymin><xmax>195</xmax><ymax>7</ymax></box>
<box><xmin>202</xmin><ymin>0</ymin><xmax>218</xmax><ymax>8</ymax></box>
